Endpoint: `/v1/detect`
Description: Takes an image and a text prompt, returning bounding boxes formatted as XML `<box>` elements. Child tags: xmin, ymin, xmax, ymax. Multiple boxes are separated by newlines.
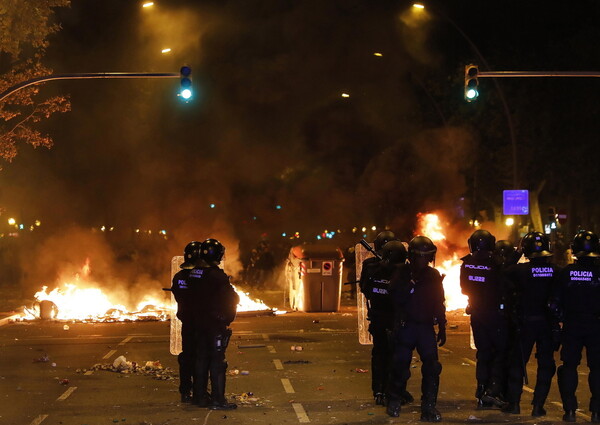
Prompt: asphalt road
<box><xmin>0</xmin><ymin>304</ymin><xmax>592</xmax><ymax>425</ymax></box>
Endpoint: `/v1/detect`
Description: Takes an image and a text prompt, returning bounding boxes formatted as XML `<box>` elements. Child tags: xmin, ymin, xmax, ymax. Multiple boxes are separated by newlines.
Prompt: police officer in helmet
<box><xmin>189</xmin><ymin>238</ymin><xmax>240</xmax><ymax>410</ymax></box>
<box><xmin>171</xmin><ymin>241</ymin><xmax>202</xmax><ymax>403</ymax></box>
<box><xmin>359</xmin><ymin>231</ymin><xmax>413</xmax><ymax>406</ymax></box>
<box><xmin>387</xmin><ymin>236</ymin><xmax>446</xmax><ymax>422</ymax></box>
<box><xmin>553</xmin><ymin>230</ymin><xmax>600</xmax><ymax>423</ymax></box>
<box><xmin>359</xmin><ymin>240</ymin><xmax>408</xmax><ymax>406</ymax></box>
<box><xmin>502</xmin><ymin>232</ymin><xmax>560</xmax><ymax>416</ymax></box>
<box><xmin>460</xmin><ymin>229</ymin><xmax>510</xmax><ymax>409</ymax></box>
<box><xmin>494</xmin><ymin>240</ymin><xmax>521</xmax><ymax>268</ymax></box>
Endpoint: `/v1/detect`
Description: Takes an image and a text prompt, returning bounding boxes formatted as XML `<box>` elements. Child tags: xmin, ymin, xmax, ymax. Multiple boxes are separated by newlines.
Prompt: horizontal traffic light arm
<box><xmin>476</xmin><ymin>71</ymin><xmax>600</xmax><ymax>78</ymax></box>
<box><xmin>0</xmin><ymin>72</ymin><xmax>179</xmax><ymax>102</ymax></box>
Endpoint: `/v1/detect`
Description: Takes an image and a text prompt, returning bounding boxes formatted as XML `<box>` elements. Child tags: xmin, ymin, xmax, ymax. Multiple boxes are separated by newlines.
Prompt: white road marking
<box><xmin>118</xmin><ymin>336</ymin><xmax>132</xmax><ymax>346</ymax></box>
<box><xmin>262</xmin><ymin>333</ymin><xmax>270</xmax><ymax>341</ymax></box>
<box><xmin>438</xmin><ymin>346</ymin><xmax>452</xmax><ymax>353</ymax></box>
<box><xmin>281</xmin><ymin>378</ymin><xmax>295</xmax><ymax>393</ymax></box>
<box><xmin>292</xmin><ymin>402</ymin><xmax>310</xmax><ymax>423</ymax></box>
<box><xmin>267</xmin><ymin>345</ymin><xmax>276</xmax><ymax>353</ymax></box>
<box><xmin>550</xmin><ymin>401</ymin><xmax>591</xmax><ymax>420</ymax></box>
<box><xmin>522</xmin><ymin>385</ymin><xmax>534</xmax><ymax>393</ymax></box>
<box><xmin>57</xmin><ymin>386</ymin><xmax>77</xmax><ymax>401</ymax></box>
<box><xmin>102</xmin><ymin>349</ymin><xmax>117</xmax><ymax>360</ymax></box>
<box><xmin>84</xmin><ymin>370</ymin><xmax>93</xmax><ymax>376</ymax></box>
<box><xmin>462</xmin><ymin>358</ymin><xmax>476</xmax><ymax>366</ymax></box>
<box><xmin>273</xmin><ymin>359</ymin><xmax>284</xmax><ymax>370</ymax></box>
<box><xmin>29</xmin><ymin>414</ymin><xmax>48</xmax><ymax>425</ymax></box>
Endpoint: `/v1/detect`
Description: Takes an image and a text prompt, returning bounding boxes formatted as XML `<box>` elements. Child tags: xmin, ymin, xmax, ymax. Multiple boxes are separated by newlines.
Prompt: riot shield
<box><xmin>170</xmin><ymin>256</ymin><xmax>183</xmax><ymax>355</ymax></box>
<box><xmin>355</xmin><ymin>242</ymin><xmax>373</xmax><ymax>345</ymax></box>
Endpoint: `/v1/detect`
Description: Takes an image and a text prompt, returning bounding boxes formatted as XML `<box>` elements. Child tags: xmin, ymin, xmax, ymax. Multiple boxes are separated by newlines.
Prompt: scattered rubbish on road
<box><xmin>283</xmin><ymin>360</ymin><xmax>311</xmax><ymax>364</ymax></box>
<box><xmin>353</xmin><ymin>368</ymin><xmax>368</xmax><ymax>373</ymax></box>
<box><xmin>228</xmin><ymin>369</ymin><xmax>240</xmax><ymax>376</ymax></box>
<box><xmin>290</xmin><ymin>345</ymin><xmax>303</xmax><ymax>351</ymax></box>
<box><xmin>316</xmin><ymin>385</ymin><xmax>325</xmax><ymax>390</ymax></box>
<box><xmin>312</xmin><ymin>319</ymin><xmax>320</xmax><ymax>323</ymax></box>
<box><xmin>91</xmin><ymin>359</ymin><xmax>176</xmax><ymax>381</ymax></box>
<box><xmin>33</xmin><ymin>354</ymin><xmax>49</xmax><ymax>363</ymax></box>
<box><xmin>240</xmin><ymin>370</ymin><xmax>250</xmax><ymax>375</ymax></box>
<box><xmin>461</xmin><ymin>363</ymin><xmax>472</xmax><ymax>366</ymax></box>
<box><xmin>449</xmin><ymin>324</ymin><xmax>459</xmax><ymax>329</ymax></box>
<box><xmin>63</xmin><ymin>324</ymin><xmax>69</xmax><ymax>331</ymax></box>
<box><xmin>59</xmin><ymin>378</ymin><xmax>69</xmax><ymax>385</ymax></box>
<box><xmin>467</xmin><ymin>414</ymin><xmax>482</xmax><ymax>421</ymax></box>
<box><xmin>51</xmin><ymin>362</ymin><xmax>57</xmax><ymax>367</ymax></box>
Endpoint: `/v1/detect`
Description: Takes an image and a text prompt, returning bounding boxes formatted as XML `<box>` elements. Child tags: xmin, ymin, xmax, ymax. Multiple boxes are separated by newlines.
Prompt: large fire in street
<box><xmin>417</xmin><ymin>212</ymin><xmax>468</xmax><ymax>311</ymax></box>
<box><xmin>20</xmin><ymin>259</ymin><xmax>274</xmax><ymax>322</ymax></box>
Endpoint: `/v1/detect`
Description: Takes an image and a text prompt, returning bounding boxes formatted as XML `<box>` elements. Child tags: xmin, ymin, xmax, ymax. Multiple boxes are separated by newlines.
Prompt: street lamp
<box><xmin>142</xmin><ymin>2</ymin><xmax>154</xmax><ymax>8</ymax></box>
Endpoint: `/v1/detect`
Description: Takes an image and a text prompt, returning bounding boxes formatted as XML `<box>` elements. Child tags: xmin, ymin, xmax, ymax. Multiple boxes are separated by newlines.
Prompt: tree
<box><xmin>0</xmin><ymin>0</ymin><xmax>70</xmax><ymax>165</ymax></box>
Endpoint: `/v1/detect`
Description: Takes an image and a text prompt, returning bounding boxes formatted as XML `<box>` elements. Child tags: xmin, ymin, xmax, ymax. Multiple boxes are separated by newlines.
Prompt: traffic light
<box><xmin>179</xmin><ymin>65</ymin><xmax>192</xmax><ymax>100</ymax></box>
<box><xmin>464</xmin><ymin>64</ymin><xmax>479</xmax><ymax>102</ymax></box>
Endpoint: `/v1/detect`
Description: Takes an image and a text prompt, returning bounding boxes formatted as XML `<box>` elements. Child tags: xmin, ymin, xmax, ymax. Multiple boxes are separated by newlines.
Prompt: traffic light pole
<box><xmin>477</xmin><ymin>71</ymin><xmax>600</xmax><ymax>78</ymax></box>
<box><xmin>0</xmin><ymin>72</ymin><xmax>179</xmax><ymax>103</ymax></box>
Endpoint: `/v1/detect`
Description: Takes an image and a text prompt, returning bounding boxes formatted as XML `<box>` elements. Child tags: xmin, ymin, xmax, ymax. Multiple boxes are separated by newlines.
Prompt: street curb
<box><xmin>0</xmin><ymin>313</ymin><xmax>21</xmax><ymax>327</ymax></box>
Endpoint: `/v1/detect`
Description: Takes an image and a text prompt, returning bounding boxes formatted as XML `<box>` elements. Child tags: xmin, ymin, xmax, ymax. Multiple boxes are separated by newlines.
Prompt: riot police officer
<box><xmin>502</xmin><ymin>232</ymin><xmax>560</xmax><ymax>416</ymax></box>
<box><xmin>387</xmin><ymin>236</ymin><xmax>446</xmax><ymax>422</ymax></box>
<box><xmin>554</xmin><ymin>230</ymin><xmax>600</xmax><ymax>423</ymax></box>
<box><xmin>460</xmin><ymin>229</ymin><xmax>509</xmax><ymax>409</ymax></box>
<box><xmin>494</xmin><ymin>240</ymin><xmax>521</xmax><ymax>268</ymax></box>
<box><xmin>189</xmin><ymin>238</ymin><xmax>240</xmax><ymax>410</ymax></box>
<box><xmin>171</xmin><ymin>241</ymin><xmax>202</xmax><ymax>403</ymax></box>
<box><xmin>359</xmin><ymin>240</ymin><xmax>407</xmax><ymax>406</ymax></box>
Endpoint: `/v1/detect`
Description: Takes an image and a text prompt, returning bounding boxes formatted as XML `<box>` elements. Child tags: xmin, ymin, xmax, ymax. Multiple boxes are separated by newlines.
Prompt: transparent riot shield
<box><xmin>356</xmin><ymin>243</ymin><xmax>373</xmax><ymax>345</ymax></box>
<box><xmin>170</xmin><ymin>256</ymin><xmax>183</xmax><ymax>355</ymax></box>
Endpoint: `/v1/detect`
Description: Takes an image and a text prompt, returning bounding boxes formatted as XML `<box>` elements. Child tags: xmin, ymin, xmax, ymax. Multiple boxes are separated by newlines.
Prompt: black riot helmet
<box><xmin>571</xmin><ymin>230</ymin><xmax>600</xmax><ymax>258</ymax></box>
<box><xmin>181</xmin><ymin>241</ymin><xmax>201</xmax><ymax>269</ymax></box>
<box><xmin>381</xmin><ymin>240</ymin><xmax>407</xmax><ymax>266</ymax></box>
<box><xmin>468</xmin><ymin>229</ymin><xmax>496</xmax><ymax>254</ymax></box>
<box><xmin>408</xmin><ymin>235</ymin><xmax>437</xmax><ymax>264</ymax></box>
<box><xmin>520</xmin><ymin>232</ymin><xmax>552</xmax><ymax>259</ymax></box>
<box><xmin>200</xmin><ymin>238</ymin><xmax>226</xmax><ymax>266</ymax></box>
<box><xmin>374</xmin><ymin>230</ymin><xmax>396</xmax><ymax>252</ymax></box>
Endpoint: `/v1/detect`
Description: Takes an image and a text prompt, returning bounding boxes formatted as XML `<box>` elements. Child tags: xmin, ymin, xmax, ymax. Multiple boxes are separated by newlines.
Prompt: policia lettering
<box><xmin>172</xmin><ymin>238</ymin><xmax>240</xmax><ymax>410</ymax></box>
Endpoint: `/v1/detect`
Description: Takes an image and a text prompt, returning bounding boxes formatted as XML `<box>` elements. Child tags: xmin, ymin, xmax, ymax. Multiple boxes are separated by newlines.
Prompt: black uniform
<box><xmin>460</xmin><ymin>253</ymin><xmax>509</xmax><ymax>405</ymax></box>
<box><xmin>187</xmin><ymin>265</ymin><xmax>239</xmax><ymax>406</ymax></box>
<box><xmin>555</xmin><ymin>259</ymin><xmax>600</xmax><ymax>417</ymax></box>
<box><xmin>504</xmin><ymin>259</ymin><xmax>560</xmax><ymax>412</ymax></box>
<box><xmin>388</xmin><ymin>264</ymin><xmax>446</xmax><ymax>409</ymax></box>
<box><xmin>359</xmin><ymin>256</ymin><xmax>395</xmax><ymax>400</ymax></box>
<box><xmin>171</xmin><ymin>267</ymin><xmax>197</xmax><ymax>399</ymax></box>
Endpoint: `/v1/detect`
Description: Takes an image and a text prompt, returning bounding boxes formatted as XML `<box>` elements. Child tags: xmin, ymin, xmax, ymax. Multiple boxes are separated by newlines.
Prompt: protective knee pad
<box><xmin>422</xmin><ymin>358</ymin><xmax>442</xmax><ymax>377</ymax></box>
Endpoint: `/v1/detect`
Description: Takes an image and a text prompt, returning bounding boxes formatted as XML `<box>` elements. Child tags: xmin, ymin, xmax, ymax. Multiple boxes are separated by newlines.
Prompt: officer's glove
<box><xmin>436</xmin><ymin>325</ymin><xmax>447</xmax><ymax>347</ymax></box>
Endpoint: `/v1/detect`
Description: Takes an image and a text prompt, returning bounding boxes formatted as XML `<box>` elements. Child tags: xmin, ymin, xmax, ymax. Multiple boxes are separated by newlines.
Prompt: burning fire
<box><xmin>22</xmin><ymin>258</ymin><xmax>276</xmax><ymax>322</ymax></box>
<box><xmin>417</xmin><ymin>213</ymin><xmax>468</xmax><ymax>311</ymax></box>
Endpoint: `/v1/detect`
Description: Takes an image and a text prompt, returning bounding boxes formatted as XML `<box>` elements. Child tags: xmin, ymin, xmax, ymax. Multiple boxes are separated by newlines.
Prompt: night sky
<box><xmin>1</xmin><ymin>0</ymin><xmax>599</xmax><ymax>290</ymax></box>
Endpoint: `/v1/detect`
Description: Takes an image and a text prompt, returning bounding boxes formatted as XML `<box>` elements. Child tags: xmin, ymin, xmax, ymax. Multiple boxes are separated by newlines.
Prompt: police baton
<box><xmin>360</xmin><ymin>239</ymin><xmax>382</xmax><ymax>260</ymax></box>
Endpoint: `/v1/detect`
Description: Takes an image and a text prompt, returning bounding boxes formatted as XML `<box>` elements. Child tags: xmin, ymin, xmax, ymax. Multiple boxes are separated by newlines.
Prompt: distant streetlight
<box><xmin>373</xmin><ymin>52</ymin><xmax>383</xmax><ymax>57</ymax></box>
<box><xmin>505</xmin><ymin>217</ymin><xmax>514</xmax><ymax>226</ymax></box>
<box><xmin>7</xmin><ymin>218</ymin><xmax>16</xmax><ymax>226</ymax></box>
<box><xmin>413</xmin><ymin>3</ymin><xmax>425</xmax><ymax>9</ymax></box>
<box><xmin>142</xmin><ymin>2</ymin><xmax>154</xmax><ymax>8</ymax></box>
<box><xmin>341</xmin><ymin>93</ymin><xmax>350</xmax><ymax>98</ymax></box>
<box><xmin>161</xmin><ymin>48</ymin><xmax>172</xmax><ymax>54</ymax></box>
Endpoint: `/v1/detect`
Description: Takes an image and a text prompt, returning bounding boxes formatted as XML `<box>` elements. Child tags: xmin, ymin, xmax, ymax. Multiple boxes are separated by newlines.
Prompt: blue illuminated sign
<box><xmin>503</xmin><ymin>190</ymin><xmax>529</xmax><ymax>215</ymax></box>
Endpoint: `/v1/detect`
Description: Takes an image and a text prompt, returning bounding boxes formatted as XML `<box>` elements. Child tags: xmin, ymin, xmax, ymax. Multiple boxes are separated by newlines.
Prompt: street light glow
<box><xmin>7</xmin><ymin>218</ymin><xmax>16</xmax><ymax>226</ymax></box>
<box><xmin>505</xmin><ymin>217</ymin><xmax>514</xmax><ymax>226</ymax></box>
<box><xmin>142</xmin><ymin>2</ymin><xmax>154</xmax><ymax>7</ymax></box>
<box><xmin>373</xmin><ymin>52</ymin><xmax>383</xmax><ymax>57</ymax></box>
<box><xmin>341</xmin><ymin>93</ymin><xmax>350</xmax><ymax>98</ymax></box>
<box><xmin>413</xmin><ymin>3</ymin><xmax>425</xmax><ymax>9</ymax></box>
<box><xmin>161</xmin><ymin>48</ymin><xmax>171</xmax><ymax>54</ymax></box>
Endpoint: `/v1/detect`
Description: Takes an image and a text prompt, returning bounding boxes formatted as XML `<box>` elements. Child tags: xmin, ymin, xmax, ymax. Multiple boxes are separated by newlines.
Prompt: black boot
<box><xmin>482</xmin><ymin>390</ymin><xmax>507</xmax><ymax>408</ymax></box>
<box><xmin>501</xmin><ymin>402</ymin><xmax>520</xmax><ymax>414</ymax></box>
<box><xmin>386</xmin><ymin>400</ymin><xmax>401</xmax><ymax>417</ymax></box>
<box><xmin>209</xmin><ymin>368</ymin><xmax>237</xmax><ymax>410</ymax></box>
<box><xmin>531</xmin><ymin>404</ymin><xmax>546</xmax><ymax>417</ymax></box>
<box><xmin>194</xmin><ymin>392</ymin><xmax>212</xmax><ymax>408</ymax></box>
<box><xmin>374</xmin><ymin>392</ymin><xmax>385</xmax><ymax>406</ymax></box>
<box><xmin>591</xmin><ymin>411</ymin><xmax>599</xmax><ymax>423</ymax></box>
<box><xmin>180</xmin><ymin>393</ymin><xmax>193</xmax><ymax>403</ymax></box>
<box><xmin>563</xmin><ymin>410</ymin><xmax>576</xmax><ymax>422</ymax></box>
<box><xmin>421</xmin><ymin>404</ymin><xmax>442</xmax><ymax>422</ymax></box>
<box><xmin>401</xmin><ymin>390</ymin><xmax>414</xmax><ymax>405</ymax></box>
<box><xmin>475</xmin><ymin>384</ymin><xmax>492</xmax><ymax>409</ymax></box>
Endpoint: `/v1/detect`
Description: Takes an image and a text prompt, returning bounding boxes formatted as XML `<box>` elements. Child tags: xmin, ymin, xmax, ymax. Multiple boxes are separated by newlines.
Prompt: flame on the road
<box><xmin>233</xmin><ymin>285</ymin><xmax>276</xmax><ymax>312</ymax></box>
<box><xmin>417</xmin><ymin>212</ymin><xmax>468</xmax><ymax>311</ymax></box>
